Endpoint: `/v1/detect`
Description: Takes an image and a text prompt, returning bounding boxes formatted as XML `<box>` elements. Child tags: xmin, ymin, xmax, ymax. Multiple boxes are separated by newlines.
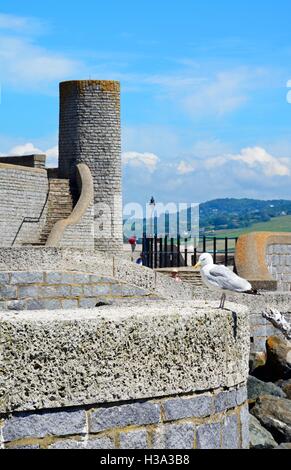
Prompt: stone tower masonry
<box><xmin>58</xmin><ymin>80</ymin><xmax>123</xmax><ymax>255</ymax></box>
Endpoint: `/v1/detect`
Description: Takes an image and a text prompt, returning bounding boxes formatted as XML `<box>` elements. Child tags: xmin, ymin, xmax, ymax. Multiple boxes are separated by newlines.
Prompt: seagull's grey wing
<box><xmin>208</xmin><ymin>265</ymin><xmax>251</xmax><ymax>292</ymax></box>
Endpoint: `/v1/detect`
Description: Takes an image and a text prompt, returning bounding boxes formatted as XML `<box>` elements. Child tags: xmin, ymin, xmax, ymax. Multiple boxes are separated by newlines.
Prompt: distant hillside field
<box><xmin>214</xmin><ymin>215</ymin><xmax>291</xmax><ymax>238</ymax></box>
<box><xmin>123</xmin><ymin>198</ymin><xmax>291</xmax><ymax>242</ymax></box>
<box><xmin>200</xmin><ymin>198</ymin><xmax>291</xmax><ymax>234</ymax></box>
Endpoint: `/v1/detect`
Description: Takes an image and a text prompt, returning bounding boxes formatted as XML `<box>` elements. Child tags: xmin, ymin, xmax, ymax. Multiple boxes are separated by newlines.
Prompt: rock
<box><xmin>251</xmin><ymin>396</ymin><xmax>291</xmax><ymax>443</ymax></box>
<box><xmin>276</xmin><ymin>379</ymin><xmax>291</xmax><ymax>399</ymax></box>
<box><xmin>249</xmin><ymin>415</ymin><xmax>277</xmax><ymax>449</ymax></box>
<box><xmin>252</xmin><ymin>336</ymin><xmax>291</xmax><ymax>382</ymax></box>
<box><xmin>283</xmin><ymin>384</ymin><xmax>291</xmax><ymax>399</ymax></box>
<box><xmin>249</xmin><ymin>352</ymin><xmax>267</xmax><ymax>374</ymax></box>
<box><xmin>275</xmin><ymin>443</ymin><xmax>291</xmax><ymax>449</ymax></box>
<box><xmin>265</xmin><ymin>336</ymin><xmax>291</xmax><ymax>381</ymax></box>
<box><xmin>247</xmin><ymin>376</ymin><xmax>286</xmax><ymax>402</ymax></box>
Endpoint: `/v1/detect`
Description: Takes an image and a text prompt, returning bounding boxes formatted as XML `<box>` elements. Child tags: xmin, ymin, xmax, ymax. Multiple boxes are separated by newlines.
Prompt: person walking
<box><xmin>128</xmin><ymin>235</ymin><xmax>137</xmax><ymax>261</ymax></box>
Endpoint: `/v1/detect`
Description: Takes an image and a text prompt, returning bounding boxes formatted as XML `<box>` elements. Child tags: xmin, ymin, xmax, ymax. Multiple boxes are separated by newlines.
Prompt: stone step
<box><xmin>38</xmin><ymin>178</ymin><xmax>74</xmax><ymax>245</ymax></box>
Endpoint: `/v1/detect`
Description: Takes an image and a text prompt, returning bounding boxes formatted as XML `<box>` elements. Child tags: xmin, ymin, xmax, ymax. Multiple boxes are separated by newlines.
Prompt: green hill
<box><xmin>215</xmin><ymin>215</ymin><xmax>291</xmax><ymax>238</ymax></box>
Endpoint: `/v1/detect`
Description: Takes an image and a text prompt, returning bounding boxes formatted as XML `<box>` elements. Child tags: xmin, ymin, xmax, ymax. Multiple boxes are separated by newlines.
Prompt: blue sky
<box><xmin>1</xmin><ymin>1</ymin><xmax>291</xmax><ymax>205</ymax></box>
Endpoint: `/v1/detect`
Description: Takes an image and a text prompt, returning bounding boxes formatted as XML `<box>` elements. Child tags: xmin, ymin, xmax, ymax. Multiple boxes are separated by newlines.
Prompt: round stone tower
<box><xmin>58</xmin><ymin>80</ymin><xmax>123</xmax><ymax>255</ymax></box>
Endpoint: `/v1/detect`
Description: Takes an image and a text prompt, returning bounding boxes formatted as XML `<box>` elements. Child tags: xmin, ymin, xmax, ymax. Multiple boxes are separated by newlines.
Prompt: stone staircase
<box><xmin>39</xmin><ymin>179</ymin><xmax>74</xmax><ymax>245</ymax></box>
<box><xmin>156</xmin><ymin>268</ymin><xmax>204</xmax><ymax>288</ymax></box>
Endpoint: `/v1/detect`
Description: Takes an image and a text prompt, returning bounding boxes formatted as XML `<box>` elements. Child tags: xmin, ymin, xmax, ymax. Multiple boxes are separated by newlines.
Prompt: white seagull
<box><xmin>194</xmin><ymin>253</ymin><xmax>257</xmax><ymax>309</ymax></box>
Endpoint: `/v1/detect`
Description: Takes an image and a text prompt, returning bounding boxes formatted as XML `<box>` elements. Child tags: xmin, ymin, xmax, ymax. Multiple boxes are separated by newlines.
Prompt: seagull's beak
<box><xmin>194</xmin><ymin>262</ymin><xmax>201</xmax><ymax>270</ymax></box>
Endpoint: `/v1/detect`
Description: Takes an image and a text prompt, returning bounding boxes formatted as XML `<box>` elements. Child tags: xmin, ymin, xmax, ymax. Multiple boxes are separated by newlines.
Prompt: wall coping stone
<box><xmin>0</xmin><ymin>301</ymin><xmax>249</xmax><ymax>414</ymax></box>
<box><xmin>0</xmin><ymin>162</ymin><xmax>47</xmax><ymax>174</ymax></box>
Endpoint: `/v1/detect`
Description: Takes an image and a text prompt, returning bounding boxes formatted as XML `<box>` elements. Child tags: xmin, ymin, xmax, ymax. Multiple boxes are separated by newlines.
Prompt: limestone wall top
<box><xmin>0</xmin><ymin>301</ymin><xmax>249</xmax><ymax>413</ymax></box>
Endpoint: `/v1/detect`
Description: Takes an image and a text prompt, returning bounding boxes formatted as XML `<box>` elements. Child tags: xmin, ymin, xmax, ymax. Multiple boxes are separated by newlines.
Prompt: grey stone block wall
<box><xmin>266</xmin><ymin>244</ymin><xmax>291</xmax><ymax>291</ymax></box>
<box><xmin>58</xmin><ymin>80</ymin><xmax>123</xmax><ymax>255</ymax></box>
<box><xmin>0</xmin><ymin>248</ymin><xmax>194</xmax><ymax>300</ymax></box>
<box><xmin>0</xmin><ymin>165</ymin><xmax>48</xmax><ymax>247</ymax></box>
<box><xmin>59</xmin><ymin>204</ymin><xmax>94</xmax><ymax>250</ymax></box>
<box><xmin>0</xmin><ymin>270</ymin><xmax>156</xmax><ymax>311</ymax></box>
<box><xmin>249</xmin><ymin>312</ymin><xmax>291</xmax><ymax>352</ymax></box>
<box><xmin>1</xmin><ymin>385</ymin><xmax>249</xmax><ymax>450</ymax></box>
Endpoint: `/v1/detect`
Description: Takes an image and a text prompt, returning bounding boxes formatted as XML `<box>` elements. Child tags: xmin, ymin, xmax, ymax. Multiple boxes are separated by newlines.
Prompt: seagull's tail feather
<box><xmin>244</xmin><ymin>288</ymin><xmax>261</xmax><ymax>296</ymax></box>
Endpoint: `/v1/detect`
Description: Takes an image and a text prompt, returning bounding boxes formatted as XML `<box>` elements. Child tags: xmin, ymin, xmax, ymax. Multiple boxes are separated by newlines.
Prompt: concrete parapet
<box><xmin>0</xmin><ymin>248</ymin><xmax>193</xmax><ymax>300</ymax></box>
<box><xmin>0</xmin><ymin>301</ymin><xmax>250</xmax><ymax>449</ymax></box>
<box><xmin>192</xmin><ymin>286</ymin><xmax>291</xmax><ymax>353</ymax></box>
<box><xmin>0</xmin><ymin>301</ymin><xmax>249</xmax><ymax>413</ymax></box>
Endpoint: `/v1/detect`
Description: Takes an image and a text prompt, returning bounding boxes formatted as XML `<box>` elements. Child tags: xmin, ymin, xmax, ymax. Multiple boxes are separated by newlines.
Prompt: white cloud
<box><xmin>0</xmin><ymin>12</ymin><xmax>82</xmax><ymax>92</ymax></box>
<box><xmin>122</xmin><ymin>125</ymin><xmax>181</xmax><ymax>160</ymax></box>
<box><xmin>45</xmin><ymin>145</ymin><xmax>58</xmax><ymax>167</ymax></box>
<box><xmin>45</xmin><ymin>145</ymin><xmax>58</xmax><ymax>158</ymax></box>
<box><xmin>9</xmin><ymin>142</ymin><xmax>43</xmax><ymax>155</ymax></box>
<box><xmin>191</xmin><ymin>139</ymin><xmax>233</xmax><ymax>158</ymax></box>
<box><xmin>0</xmin><ymin>13</ymin><xmax>44</xmax><ymax>34</ymax></box>
<box><xmin>117</xmin><ymin>65</ymin><xmax>268</xmax><ymax>119</ymax></box>
<box><xmin>205</xmin><ymin>146</ymin><xmax>290</xmax><ymax>177</ymax></box>
<box><xmin>181</xmin><ymin>68</ymin><xmax>257</xmax><ymax>117</ymax></box>
<box><xmin>2</xmin><ymin>142</ymin><xmax>58</xmax><ymax>167</ymax></box>
<box><xmin>122</xmin><ymin>151</ymin><xmax>159</xmax><ymax>173</ymax></box>
<box><xmin>204</xmin><ymin>156</ymin><xmax>228</xmax><ymax>169</ymax></box>
<box><xmin>0</xmin><ymin>35</ymin><xmax>80</xmax><ymax>90</ymax></box>
<box><xmin>232</xmin><ymin>147</ymin><xmax>290</xmax><ymax>177</ymax></box>
<box><xmin>177</xmin><ymin>160</ymin><xmax>196</xmax><ymax>175</ymax></box>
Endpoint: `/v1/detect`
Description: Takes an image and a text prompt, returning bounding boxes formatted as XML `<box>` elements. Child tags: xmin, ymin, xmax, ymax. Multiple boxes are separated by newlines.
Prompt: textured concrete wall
<box><xmin>0</xmin><ymin>164</ymin><xmax>48</xmax><ymax>247</ymax></box>
<box><xmin>58</xmin><ymin>80</ymin><xmax>123</xmax><ymax>255</ymax></box>
<box><xmin>0</xmin><ymin>301</ymin><xmax>250</xmax><ymax>449</ymax></box>
<box><xmin>266</xmin><ymin>244</ymin><xmax>291</xmax><ymax>291</ymax></box>
<box><xmin>0</xmin><ymin>271</ymin><xmax>158</xmax><ymax>311</ymax></box>
<box><xmin>0</xmin><ymin>248</ymin><xmax>193</xmax><ymax>300</ymax></box>
<box><xmin>192</xmin><ymin>285</ymin><xmax>291</xmax><ymax>353</ymax></box>
<box><xmin>0</xmin><ymin>302</ymin><xmax>249</xmax><ymax>412</ymax></box>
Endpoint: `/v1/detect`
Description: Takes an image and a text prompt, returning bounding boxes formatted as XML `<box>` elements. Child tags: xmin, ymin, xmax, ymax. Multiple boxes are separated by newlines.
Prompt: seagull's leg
<box><xmin>219</xmin><ymin>293</ymin><xmax>224</xmax><ymax>309</ymax></box>
<box><xmin>219</xmin><ymin>293</ymin><xmax>226</xmax><ymax>309</ymax></box>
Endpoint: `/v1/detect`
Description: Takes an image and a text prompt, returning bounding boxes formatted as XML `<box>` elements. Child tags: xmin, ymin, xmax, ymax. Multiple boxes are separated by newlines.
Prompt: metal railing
<box><xmin>11</xmin><ymin>180</ymin><xmax>51</xmax><ymax>246</ymax></box>
<box><xmin>142</xmin><ymin>235</ymin><xmax>238</xmax><ymax>269</ymax></box>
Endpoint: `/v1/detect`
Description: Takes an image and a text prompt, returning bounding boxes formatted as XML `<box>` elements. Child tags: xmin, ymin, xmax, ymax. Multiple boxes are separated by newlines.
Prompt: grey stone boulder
<box><xmin>251</xmin><ymin>396</ymin><xmax>291</xmax><ymax>443</ymax></box>
<box><xmin>249</xmin><ymin>415</ymin><xmax>278</xmax><ymax>449</ymax></box>
<box><xmin>283</xmin><ymin>384</ymin><xmax>291</xmax><ymax>400</ymax></box>
<box><xmin>276</xmin><ymin>379</ymin><xmax>291</xmax><ymax>400</ymax></box>
<box><xmin>249</xmin><ymin>352</ymin><xmax>266</xmax><ymax>374</ymax></box>
<box><xmin>275</xmin><ymin>443</ymin><xmax>291</xmax><ymax>449</ymax></box>
<box><xmin>248</xmin><ymin>376</ymin><xmax>286</xmax><ymax>402</ymax></box>
<box><xmin>253</xmin><ymin>336</ymin><xmax>291</xmax><ymax>382</ymax></box>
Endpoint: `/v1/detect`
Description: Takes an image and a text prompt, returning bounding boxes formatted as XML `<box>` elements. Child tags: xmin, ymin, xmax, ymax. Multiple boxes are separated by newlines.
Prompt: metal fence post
<box><xmin>225</xmin><ymin>237</ymin><xmax>228</xmax><ymax>266</ymax></box>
